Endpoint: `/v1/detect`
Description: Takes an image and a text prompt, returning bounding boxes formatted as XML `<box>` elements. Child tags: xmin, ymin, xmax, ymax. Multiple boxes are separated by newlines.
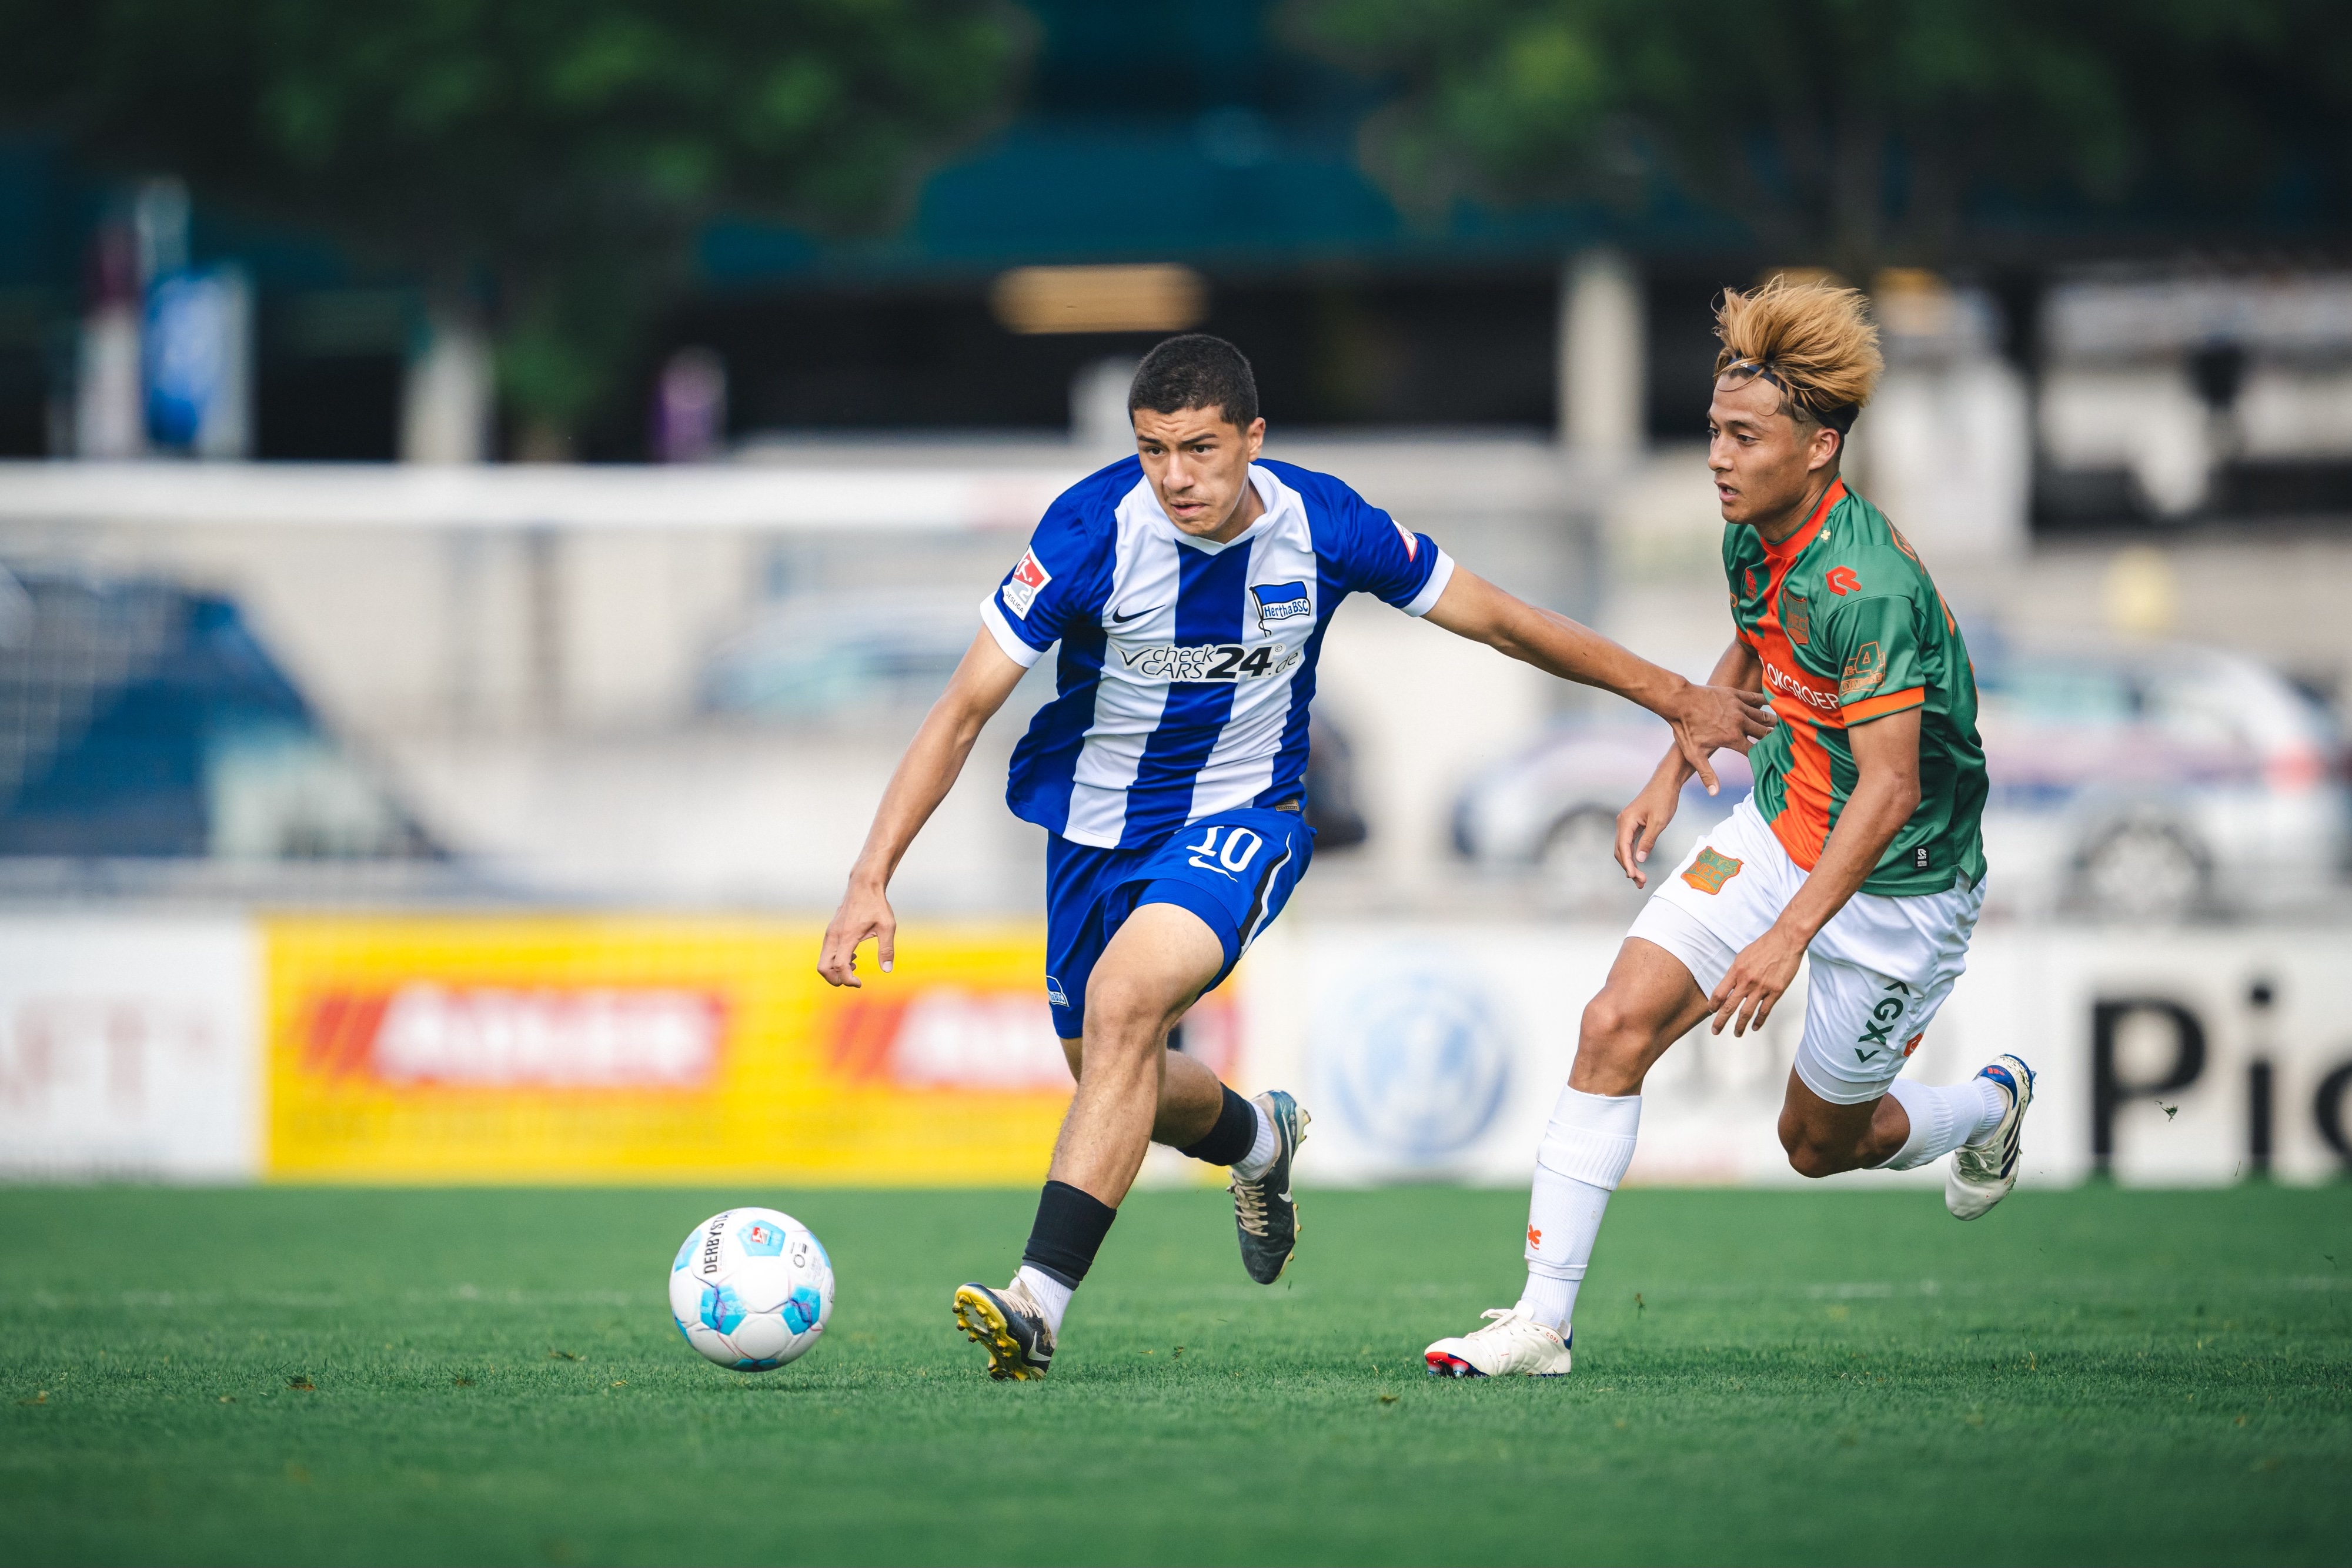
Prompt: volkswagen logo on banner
<box><xmin>1314</xmin><ymin>958</ymin><xmax>1512</xmax><ymax>1166</ymax></box>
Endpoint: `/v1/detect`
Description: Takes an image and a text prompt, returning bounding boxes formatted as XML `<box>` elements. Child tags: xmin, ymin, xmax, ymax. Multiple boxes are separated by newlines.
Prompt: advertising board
<box><xmin>1245</xmin><ymin>924</ymin><xmax>2352</xmax><ymax>1189</ymax></box>
<box><xmin>0</xmin><ymin>914</ymin><xmax>258</xmax><ymax>1179</ymax></box>
<box><xmin>263</xmin><ymin>915</ymin><xmax>1235</xmax><ymax>1184</ymax></box>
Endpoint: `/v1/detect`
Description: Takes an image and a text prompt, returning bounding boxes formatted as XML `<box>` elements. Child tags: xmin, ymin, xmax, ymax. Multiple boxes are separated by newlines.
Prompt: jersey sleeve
<box><xmin>1325</xmin><ymin>480</ymin><xmax>1452</xmax><ymax>616</ymax></box>
<box><xmin>978</xmin><ymin>497</ymin><xmax>1106</xmax><ymax>668</ymax></box>
<box><xmin>1820</xmin><ymin>593</ymin><xmax>1927</xmax><ymax>724</ymax></box>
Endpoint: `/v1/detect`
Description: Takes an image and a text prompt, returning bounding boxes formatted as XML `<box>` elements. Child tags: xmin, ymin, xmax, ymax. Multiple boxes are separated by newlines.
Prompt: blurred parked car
<box><xmin>0</xmin><ymin>567</ymin><xmax>440</xmax><ymax>862</ymax></box>
<box><xmin>1454</xmin><ymin>640</ymin><xmax>2348</xmax><ymax>923</ymax></box>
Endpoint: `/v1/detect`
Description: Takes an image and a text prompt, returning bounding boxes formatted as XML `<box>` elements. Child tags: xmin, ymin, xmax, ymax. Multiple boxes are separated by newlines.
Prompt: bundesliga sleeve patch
<box><xmin>1391</xmin><ymin>519</ymin><xmax>1419</xmax><ymax>560</ymax></box>
<box><xmin>1001</xmin><ymin>549</ymin><xmax>1051</xmax><ymax>618</ymax></box>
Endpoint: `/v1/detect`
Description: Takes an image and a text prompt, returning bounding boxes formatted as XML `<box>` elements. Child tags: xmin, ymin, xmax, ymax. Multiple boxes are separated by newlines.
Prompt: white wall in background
<box><xmin>0</xmin><ymin>916</ymin><xmax>259</xmax><ymax>1179</ymax></box>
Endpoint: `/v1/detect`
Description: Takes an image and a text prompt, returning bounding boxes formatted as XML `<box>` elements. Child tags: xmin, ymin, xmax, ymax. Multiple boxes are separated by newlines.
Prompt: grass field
<box><xmin>1</xmin><ymin>1183</ymin><xmax>2347</xmax><ymax>1566</ymax></box>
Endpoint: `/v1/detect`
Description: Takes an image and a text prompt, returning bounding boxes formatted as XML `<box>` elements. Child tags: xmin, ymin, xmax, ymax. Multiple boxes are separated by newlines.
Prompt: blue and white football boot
<box><xmin>1946</xmin><ymin>1054</ymin><xmax>2035</xmax><ymax>1221</ymax></box>
<box><xmin>1231</xmin><ymin>1091</ymin><xmax>1309</xmax><ymax>1284</ymax></box>
<box><xmin>1424</xmin><ymin>1307</ymin><xmax>1573</xmax><ymax>1378</ymax></box>
<box><xmin>953</xmin><ymin>1278</ymin><xmax>1054</xmax><ymax>1381</ymax></box>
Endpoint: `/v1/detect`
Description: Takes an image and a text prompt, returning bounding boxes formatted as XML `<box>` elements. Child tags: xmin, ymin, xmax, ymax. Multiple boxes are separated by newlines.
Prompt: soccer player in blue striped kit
<box><xmin>817</xmin><ymin>335</ymin><xmax>1775</xmax><ymax>1380</ymax></box>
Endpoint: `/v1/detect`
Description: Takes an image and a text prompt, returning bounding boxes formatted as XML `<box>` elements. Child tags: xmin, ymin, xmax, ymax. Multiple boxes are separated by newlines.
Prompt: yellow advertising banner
<box><xmin>263</xmin><ymin>915</ymin><xmax>1238</xmax><ymax>1184</ymax></box>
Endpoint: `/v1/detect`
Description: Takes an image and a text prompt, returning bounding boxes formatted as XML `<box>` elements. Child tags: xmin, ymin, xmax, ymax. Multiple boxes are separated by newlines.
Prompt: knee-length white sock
<box><xmin>1516</xmin><ymin>1086</ymin><xmax>1641</xmax><ymax>1334</ymax></box>
<box><xmin>1879</xmin><ymin>1078</ymin><xmax>2009</xmax><ymax>1170</ymax></box>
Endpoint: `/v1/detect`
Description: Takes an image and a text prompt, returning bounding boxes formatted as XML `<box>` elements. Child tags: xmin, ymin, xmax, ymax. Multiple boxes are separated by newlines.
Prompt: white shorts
<box><xmin>1627</xmin><ymin>798</ymin><xmax>1982</xmax><ymax>1105</ymax></box>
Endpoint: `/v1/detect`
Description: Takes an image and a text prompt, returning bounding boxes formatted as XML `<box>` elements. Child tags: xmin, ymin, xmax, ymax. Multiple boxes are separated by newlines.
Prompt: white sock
<box><xmin>1963</xmin><ymin>1078</ymin><xmax>2010</xmax><ymax>1144</ymax></box>
<box><xmin>1014</xmin><ymin>1265</ymin><xmax>1073</xmax><ymax>1336</ymax></box>
<box><xmin>1230</xmin><ymin>1099</ymin><xmax>1279</xmax><ymax>1181</ymax></box>
<box><xmin>1880</xmin><ymin>1078</ymin><xmax>2005</xmax><ymax>1170</ymax></box>
<box><xmin>1515</xmin><ymin>1086</ymin><xmax>1641</xmax><ymax>1335</ymax></box>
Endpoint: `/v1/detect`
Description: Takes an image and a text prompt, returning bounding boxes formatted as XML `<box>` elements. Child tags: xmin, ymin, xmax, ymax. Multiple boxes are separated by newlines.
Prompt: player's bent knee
<box><xmin>1783</xmin><ymin>1139</ymin><xmax>1842</xmax><ymax>1179</ymax></box>
<box><xmin>1081</xmin><ymin>976</ymin><xmax>1176</xmax><ymax>1057</ymax></box>
<box><xmin>1571</xmin><ymin>991</ymin><xmax>1652</xmax><ymax>1093</ymax></box>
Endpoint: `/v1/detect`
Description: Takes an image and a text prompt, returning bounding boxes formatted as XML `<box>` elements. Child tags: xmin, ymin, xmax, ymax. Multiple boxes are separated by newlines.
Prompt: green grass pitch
<box><xmin>1</xmin><ymin>1183</ymin><xmax>2346</xmax><ymax>1565</ymax></box>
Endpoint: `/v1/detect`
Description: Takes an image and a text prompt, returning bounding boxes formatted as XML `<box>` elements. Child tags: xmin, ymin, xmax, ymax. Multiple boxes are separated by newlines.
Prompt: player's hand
<box><xmin>817</xmin><ymin>881</ymin><xmax>895</xmax><ymax>988</ymax></box>
<box><xmin>1613</xmin><ymin>774</ymin><xmax>1685</xmax><ymax>888</ymax></box>
<box><xmin>1667</xmin><ymin>683</ymin><xmax>1776</xmax><ymax>795</ymax></box>
<box><xmin>1709</xmin><ymin>925</ymin><xmax>1806</xmax><ymax>1037</ymax></box>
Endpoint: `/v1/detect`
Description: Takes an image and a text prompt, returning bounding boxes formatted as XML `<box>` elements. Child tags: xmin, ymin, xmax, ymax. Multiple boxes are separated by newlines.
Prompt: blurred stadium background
<box><xmin>3</xmin><ymin>0</ymin><xmax>2352</xmax><ymax>1195</ymax></box>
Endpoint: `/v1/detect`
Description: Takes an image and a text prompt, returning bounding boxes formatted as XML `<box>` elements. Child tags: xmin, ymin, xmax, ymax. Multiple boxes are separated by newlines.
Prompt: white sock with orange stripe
<box><xmin>1515</xmin><ymin>1086</ymin><xmax>1641</xmax><ymax>1335</ymax></box>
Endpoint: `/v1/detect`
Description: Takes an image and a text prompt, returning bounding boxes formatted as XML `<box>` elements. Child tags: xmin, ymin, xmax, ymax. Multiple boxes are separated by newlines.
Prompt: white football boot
<box><xmin>1424</xmin><ymin>1307</ymin><xmax>1573</xmax><ymax>1378</ymax></box>
<box><xmin>1946</xmin><ymin>1054</ymin><xmax>2035</xmax><ymax>1221</ymax></box>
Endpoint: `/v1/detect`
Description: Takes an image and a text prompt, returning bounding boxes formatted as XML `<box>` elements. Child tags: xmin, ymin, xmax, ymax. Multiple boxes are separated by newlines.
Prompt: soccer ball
<box><xmin>668</xmin><ymin>1208</ymin><xmax>834</xmax><ymax>1371</ymax></box>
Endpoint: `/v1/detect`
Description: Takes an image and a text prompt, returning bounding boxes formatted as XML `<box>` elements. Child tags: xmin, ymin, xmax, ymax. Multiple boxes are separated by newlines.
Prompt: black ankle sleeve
<box><xmin>1178</xmin><ymin>1084</ymin><xmax>1258</xmax><ymax>1168</ymax></box>
<box><xmin>1020</xmin><ymin>1180</ymin><xmax>1119</xmax><ymax>1288</ymax></box>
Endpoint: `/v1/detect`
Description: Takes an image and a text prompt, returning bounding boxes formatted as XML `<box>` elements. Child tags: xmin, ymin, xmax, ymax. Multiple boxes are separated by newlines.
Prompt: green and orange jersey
<box><xmin>1724</xmin><ymin>479</ymin><xmax>1989</xmax><ymax>897</ymax></box>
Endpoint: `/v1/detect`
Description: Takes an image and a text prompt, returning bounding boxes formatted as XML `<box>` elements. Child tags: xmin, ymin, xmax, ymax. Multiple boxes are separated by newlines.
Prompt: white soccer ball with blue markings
<box><xmin>668</xmin><ymin>1208</ymin><xmax>834</xmax><ymax>1371</ymax></box>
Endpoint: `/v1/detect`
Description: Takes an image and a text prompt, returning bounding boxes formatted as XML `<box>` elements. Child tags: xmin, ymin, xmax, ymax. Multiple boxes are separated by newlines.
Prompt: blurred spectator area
<box><xmin>2031</xmin><ymin>272</ymin><xmax>2352</xmax><ymax>531</ymax></box>
<box><xmin>0</xmin><ymin>440</ymin><xmax>1579</xmax><ymax>909</ymax></box>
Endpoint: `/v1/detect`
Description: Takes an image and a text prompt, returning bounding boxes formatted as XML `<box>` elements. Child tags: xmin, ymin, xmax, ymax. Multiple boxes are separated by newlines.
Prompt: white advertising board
<box><xmin>0</xmin><ymin>915</ymin><xmax>259</xmax><ymax>1179</ymax></box>
<box><xmin>1240</xmin><ymin>923</ymin><xmax>2352</xmax><ymax>1191</ymax></box>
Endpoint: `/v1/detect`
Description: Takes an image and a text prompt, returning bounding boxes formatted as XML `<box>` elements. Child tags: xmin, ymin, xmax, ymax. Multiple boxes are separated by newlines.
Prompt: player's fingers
<box><xmin>1688</xmin><ymin>744</ymin><xmax>1721</xmax><ymax>797</ymax></box>
<box><xmin>1614</xmin><ymin>813</ymin><xmax>1643</xmax><ymax>880</ymax></box>
<box><xmin>876</xmin><ymin>921</ymin><xmax>895</xmax><ymax>975</ymax></box>
<box><xmin>1708</xmin><ymin>978</ymin><xmax>1739</xmax><ymax>1035</ymax></box>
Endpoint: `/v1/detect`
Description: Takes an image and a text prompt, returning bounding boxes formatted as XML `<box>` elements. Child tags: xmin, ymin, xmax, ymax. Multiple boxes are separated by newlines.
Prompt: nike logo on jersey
<box><xmin>1110</xmin><ymin>605</ymin><xmax>1160</xmax><ymax>623</ymax></box>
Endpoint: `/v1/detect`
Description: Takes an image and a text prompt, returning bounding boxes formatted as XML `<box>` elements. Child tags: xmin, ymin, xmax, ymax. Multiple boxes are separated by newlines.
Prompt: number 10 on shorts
<box><xmin>1187</xmin><ymin>825</ymin><xmax>1263</xmax><ymax>875</ymax></box>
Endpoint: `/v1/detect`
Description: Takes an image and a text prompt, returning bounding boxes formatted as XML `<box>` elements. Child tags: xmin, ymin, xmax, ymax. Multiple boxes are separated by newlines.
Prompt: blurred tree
<box><xmin>1286</xmin><ymin>0</ymin><xmax>2352</xmax><ymax>275</ymax></box>
<box><xmin>0</xmin><ymin>0</ymin><xmax>1027</xmax><ymax>452</ymax></box>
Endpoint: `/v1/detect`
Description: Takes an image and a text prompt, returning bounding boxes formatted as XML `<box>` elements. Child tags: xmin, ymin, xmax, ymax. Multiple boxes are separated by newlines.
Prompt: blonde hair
<box><xmin>1712</xmin><ymin>277</ymin><xmax>1883</xmax><ymax>432</ymax></box>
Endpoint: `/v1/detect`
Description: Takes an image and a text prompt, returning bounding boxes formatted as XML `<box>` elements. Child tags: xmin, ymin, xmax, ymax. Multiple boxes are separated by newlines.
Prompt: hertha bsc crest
<box><xmin>1681</xmin><ymin>847</ymin><xmax>1743</xmax><ymax>894</ymax></box>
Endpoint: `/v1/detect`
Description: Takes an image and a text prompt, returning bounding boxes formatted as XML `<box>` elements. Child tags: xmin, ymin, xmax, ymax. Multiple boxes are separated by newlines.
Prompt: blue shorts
<box><xmin>1044</xmin><ymin>807</ymin><xmax>1314</xmax><ymax>1041</ymax></box>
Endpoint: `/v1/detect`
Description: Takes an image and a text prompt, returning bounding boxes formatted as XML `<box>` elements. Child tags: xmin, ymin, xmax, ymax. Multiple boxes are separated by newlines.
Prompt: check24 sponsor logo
<box><xmin>1120</xmin><ymin>643</ymin><xmax>1301</xmax><ymax>681</ymax></box>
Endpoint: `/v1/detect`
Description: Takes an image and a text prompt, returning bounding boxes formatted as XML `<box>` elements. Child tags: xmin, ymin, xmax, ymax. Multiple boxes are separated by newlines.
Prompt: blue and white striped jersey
<box><xmin>979</xmin><ymin>456</ymin><xmax>1453</xmax><ymax>850</ymax></box>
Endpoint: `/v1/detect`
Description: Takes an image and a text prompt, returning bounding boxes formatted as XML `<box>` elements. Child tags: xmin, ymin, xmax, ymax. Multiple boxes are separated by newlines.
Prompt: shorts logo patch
<box><xmin>1826</xmin><ymin>566</ymin><xmax>1861</xmax><ymax>596</ymax></box>
<box><xmin>1250</xmin><ymin>581</ymin><xmax>1311</xmax><ymax>627</ymax></box>
<box><xmin>1002</xmin><ymin>549</ymin><xmax>1051</xmax><ymax>618</ymax></box>
<box><xmin>1526</xmin><ymin>1225</ymin><xmax>1542</xmax><ymax>1248</ymax></box>
<box><xmin>1045</xmin><ymin>974</ymin><xmax>1069</xmax><ymax>1008</ymax></box>
<box><xmin>1681</xmin><ymin>847</ymin><xmax>1743</xmax><ymax>894</ymax></box>
<box><xmin>1856</xmin><ymin>989</ymin><xmax>1906</xmax><ymax>1059</ymax></box>
<box><xmin>1840</xmin><ymin>641</ymin><xmax>1885</xmax><ymax>701</ymax></box>
<box><xmin>1781</xmin><ymin>585</ymin><xmax>1812</xmax><ymax>645</ymax></box>
<box><xmin>1902</xmin><ymin>1031</ymin><xmax>1924</xmax><ymax>1059</ymax></box>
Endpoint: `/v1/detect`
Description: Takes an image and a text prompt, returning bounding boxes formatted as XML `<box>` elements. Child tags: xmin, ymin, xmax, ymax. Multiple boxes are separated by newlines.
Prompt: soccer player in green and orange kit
<box><xmin>1422</xmin><ymin>278</ymin><xmax>2036</xmax><ymax>1379</ymax></box>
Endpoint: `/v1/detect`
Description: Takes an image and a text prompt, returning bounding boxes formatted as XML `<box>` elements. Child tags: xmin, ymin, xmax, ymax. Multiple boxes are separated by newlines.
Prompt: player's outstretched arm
<box><xmin>1708</xmin><ymin>707</ymin><xmax>1923</xmax><ymax>1036</ymax></box>
<box><xmin>1421</xmin><ymin>568</ymin><xmax>1775</xmax><ymax>794</ymax></box>
<box><xmin>817</xmin><ymin>630</ymin><xmax>1029</xmax><ymax>988</ymax></box>
<box><xmin>1616</xmin><ymin>637</ymin><xmax>1763</xmax><ymax>887</ymax></box>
